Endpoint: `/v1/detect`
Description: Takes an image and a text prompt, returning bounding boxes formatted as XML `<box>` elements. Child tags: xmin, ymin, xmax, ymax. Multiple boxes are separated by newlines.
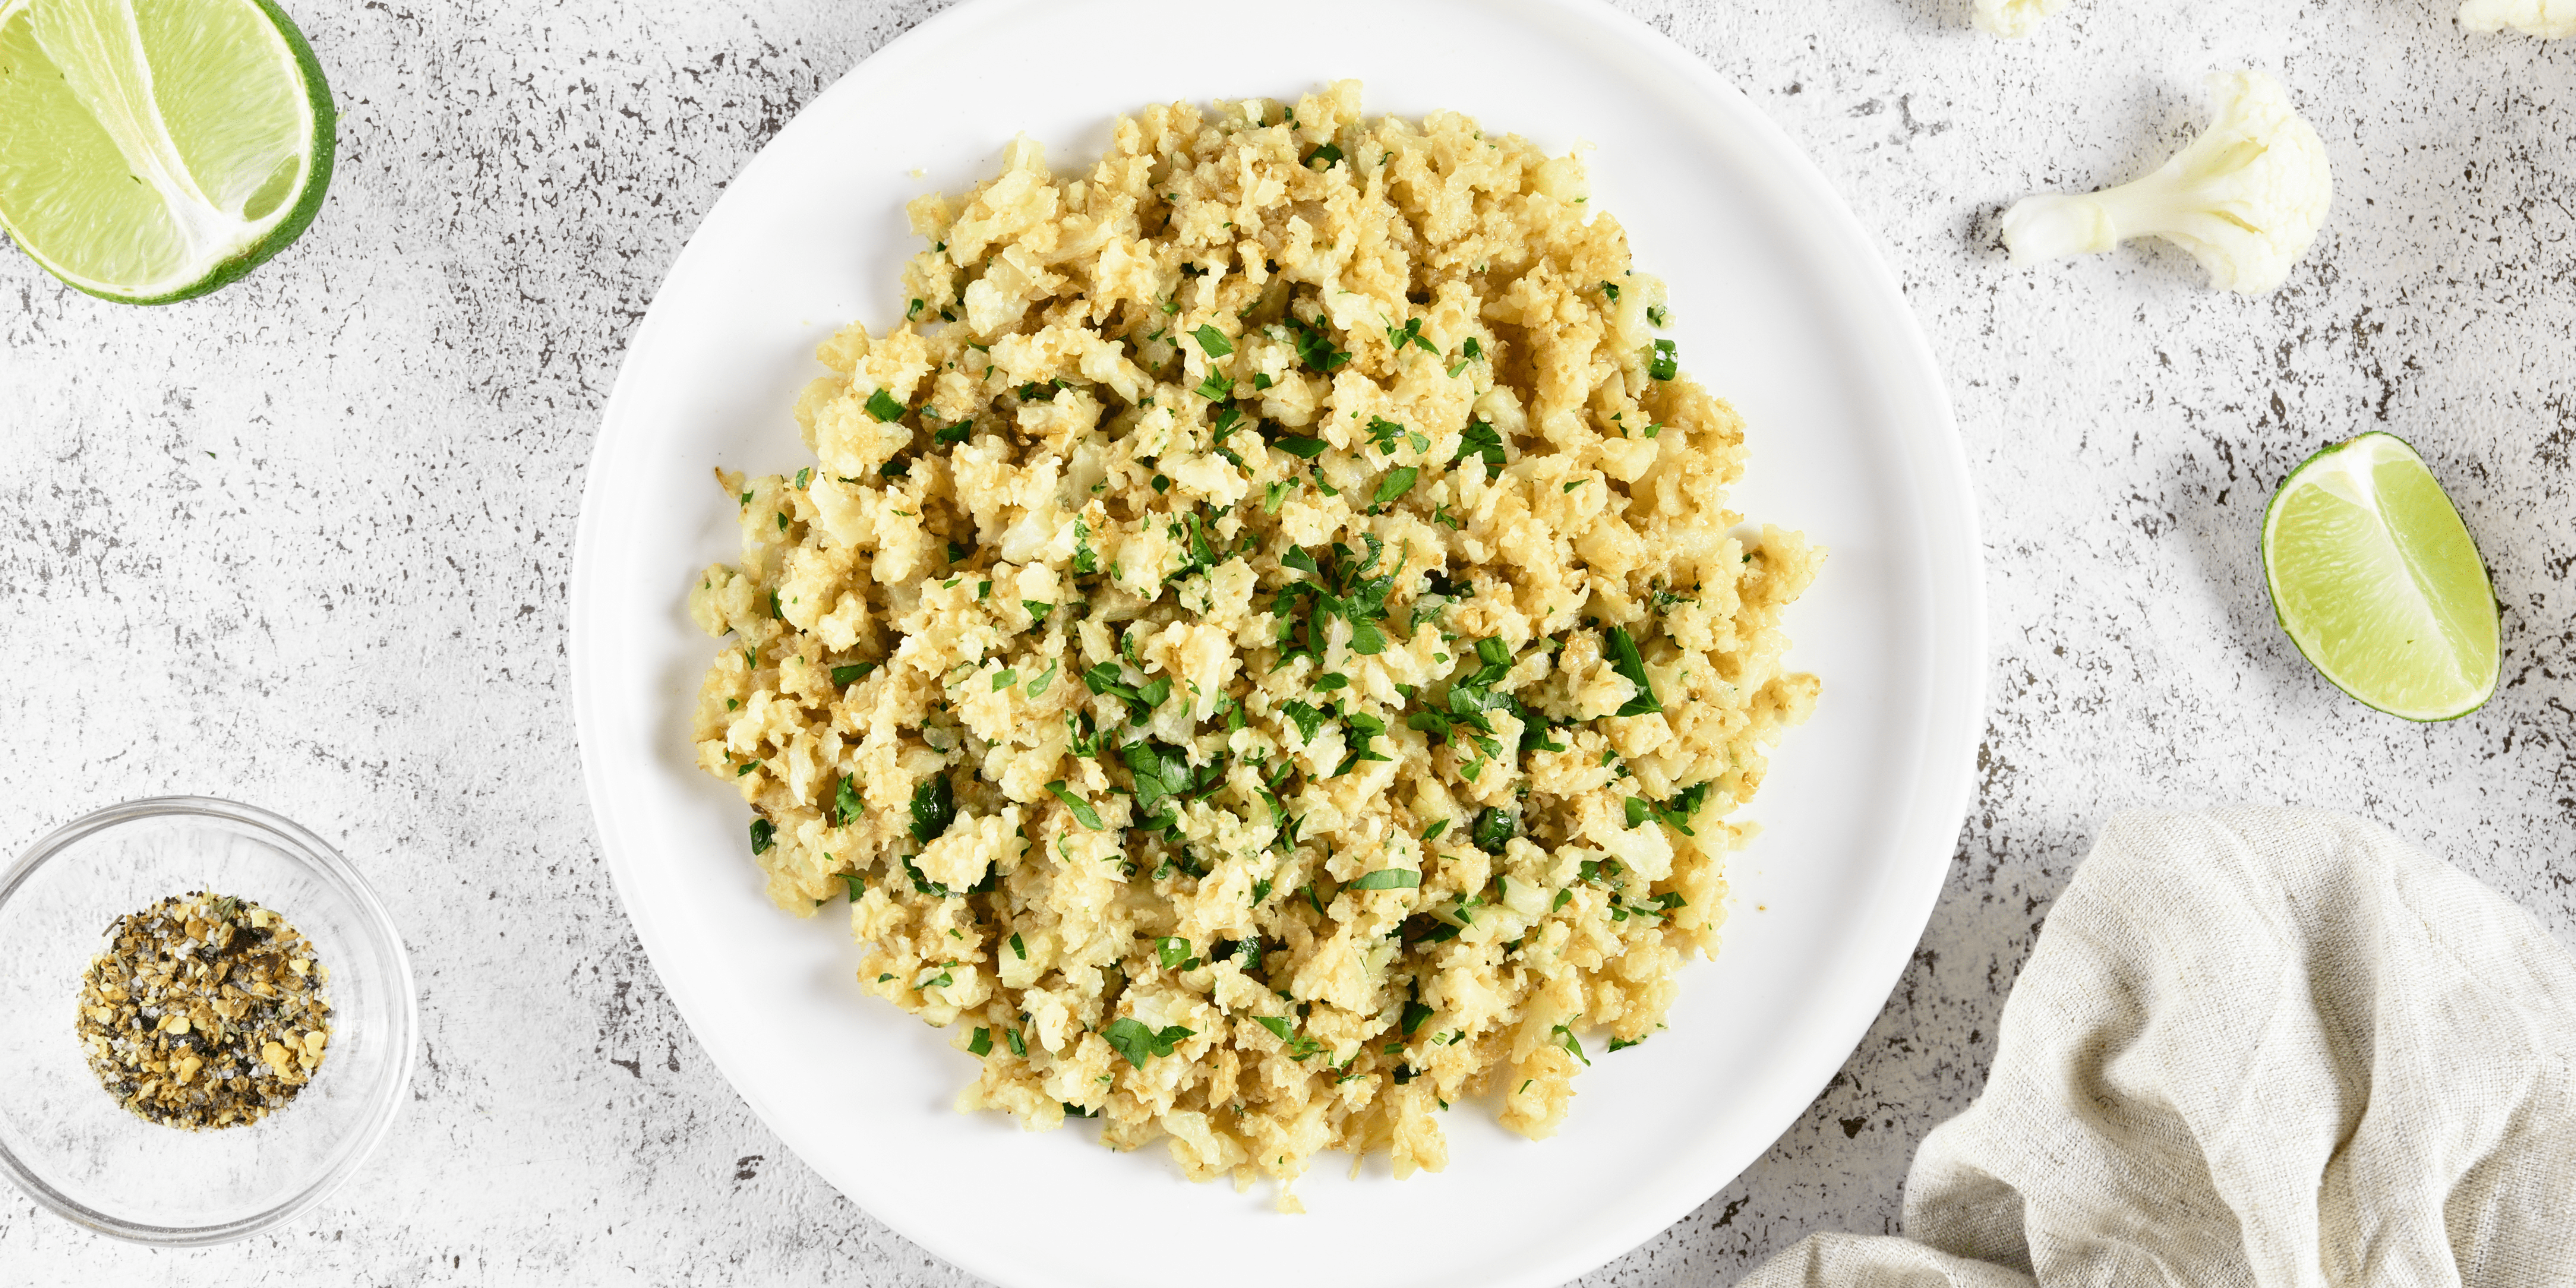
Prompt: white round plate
<box><xmin>570</xmin><ymin>1</ymin><xmax>1984</xmax><ymax>1284</ymax></box>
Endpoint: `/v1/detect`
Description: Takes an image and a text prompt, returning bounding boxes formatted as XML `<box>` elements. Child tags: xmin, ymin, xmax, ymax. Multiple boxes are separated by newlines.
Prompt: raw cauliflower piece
<box><xmin>2000</xmin><ymin>70</ymin><xmax>2330</xmax><ymax>296</ymax></box>
<box><xmin>2460</xmin><ymin>0</ymin><xmax>2576</xmax><ymax>36</ymax></box>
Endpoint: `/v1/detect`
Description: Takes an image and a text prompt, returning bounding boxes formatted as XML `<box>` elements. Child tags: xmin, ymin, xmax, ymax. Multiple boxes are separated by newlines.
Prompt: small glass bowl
<box><xmin>0</xmin><ymin>797</ymin><xmax>417</xmax><ymax>1245</ymax></box>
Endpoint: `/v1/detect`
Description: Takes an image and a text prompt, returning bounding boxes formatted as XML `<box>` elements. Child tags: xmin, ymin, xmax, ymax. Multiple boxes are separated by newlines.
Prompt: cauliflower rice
<box><xmin>687</xmin><ymin>81</ymin><xmax>1821</xmax><ymax>1205</ymax></box>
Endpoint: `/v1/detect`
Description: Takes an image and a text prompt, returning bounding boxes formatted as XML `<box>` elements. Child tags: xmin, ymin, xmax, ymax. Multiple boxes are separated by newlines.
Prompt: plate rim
<box><xmin>567</xmin><ymin>0</ymin><xmax>1988</xmax><ymax>1282</ymax></box>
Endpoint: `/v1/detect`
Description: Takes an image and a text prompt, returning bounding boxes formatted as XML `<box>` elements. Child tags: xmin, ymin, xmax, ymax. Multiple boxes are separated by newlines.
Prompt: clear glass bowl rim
<box><xmin>0</xmin><ymin>795</ymin><xmax>419</xmax><ymax>1246</ymax></box>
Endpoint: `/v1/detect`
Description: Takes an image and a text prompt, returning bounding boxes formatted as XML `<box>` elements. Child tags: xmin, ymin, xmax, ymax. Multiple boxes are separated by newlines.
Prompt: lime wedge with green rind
<box><xmin>2262</xmin><ymin>432</ymin><xmax>2499</xmax><ymax>722</ymax></box>
<box><xmin>0</xmin><ymin>0</ymin><xmax>334</xmax><ymax>304</ymax></box>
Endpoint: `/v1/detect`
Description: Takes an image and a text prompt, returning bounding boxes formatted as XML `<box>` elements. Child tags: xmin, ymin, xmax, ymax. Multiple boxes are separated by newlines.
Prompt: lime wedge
<box><xmin>2262</xmin><ymin>432</ymin><xmax>2499</xmax><ymax>721</ymax></box>
<box><xmin>0</xmin><ymin>0</ymin><xmax>334</xmax><ymax>303</ymax></box>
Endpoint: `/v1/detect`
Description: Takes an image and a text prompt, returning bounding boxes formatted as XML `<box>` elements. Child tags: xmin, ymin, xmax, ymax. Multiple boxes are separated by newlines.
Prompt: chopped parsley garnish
<box><xmin>1023</xmin><ymin>599</ymin><xmax>1053</xmax><ymax>623</ymax></box>
<box><xmin>1045</xmin><ymin>780</ymin><xmax>1104</xmax><ymax>830</ymax></box>
<box><xmin>1156</xmin><ymin>936</ymin><xmax>1194</xmax><ymax>970</ymax></box>
<box><xmin>1316</xmin><ymin>672</ymin><xmax>1349</xmax><ymax>691</ymax></box>
<box><xmin>1402</xmin><ymin>1000</ymin><xmax>1434</xmax><ymax>1036</ymax></box>
<box><xmin>840</xmin><ymin>872</ymin><xmax>864</xmax><ymax>901</ymax></box>
<box><xmin>1254</xmin><ymin>1014</ymin><xmax>1325</xmax><ymax>1060</ymax></box>
<box><xmin>831</xmin><ymin>661</ymin><xmax>878</xmax><ymax>686</ymax></box>
<box><xmin>991</xmin><ymin>668</ymin><xmax>1018</xmax><ymax>692</ymax></box>
<box><xmin>1285</xmin><ymin>313</ymin><xmax>1350</xmax><ymax>373</ymax></box>
<box><xmin>1006</xmin><ymin>1028</ymin><xmax>1027</xmax><ymax>1057</ymax></box>
<box><xmin>1472</xmin><ymin>807</ymin><xmax>1516</xmax><ymax>852</ymax></box>
<box><xmin>1347</xmin><ymin>868</ymin><xmax>1420</xmax><ymax>892</ymax></box>
<box><xmin>1637</xmin><ymin>782</ymin><xmax>1711</xmax><ymax>835</ymax></box>
<box><xmin>1455</xmin><ymin>421</ymin><xmax>1505</xmax><ymax>468</ymax></box>
<box><xmin>1009</xmin><ymin>932</ymin><xmax>1027</xmax><ymax>960</ymax></box>
<box><xmin>878</xmin><ymin>459</ymin><xmax>910</xmax><ymax>478</ymax></box>
<box><xmin>1026</xmin><ymin>659</ymin><xmax>1058</xmax><ymax>697</ymax></box>
<box><xmin>1647</xmin><ymin>304</ymin><xmax>1669</xmax><ymax>327</ymax></box>
<box><xmin>833</xmin><ymin>776</ymin><xmax>862</xmax><ymax>828</ymax></box>
<box><xmin>1602</xmin><ymin>281</ymin><xmax>1620</xmax><ymax>300</ymax></box>
<box><xmin>1649</xmin><ymin>338</ymin><xmax>1678</xmax><ymax>381</ymax></box>
<box><xmin>1103</xmin><ymin>1017</ymin><xmax>1194</xmax><ymax>1068</ymax></box>
<box><xmin>1252</xmin><ymin>878</ymin><xmax>1275</xmax><ymax>905</ymax></box>
<box><xmin>1563</xmin><ymin>479</ymin><xmax>1587</xmax><ymax>493</ymax></box>
<box><xmin>1273</xmin><ymin>434</ymin><xmax>1328</xmax><ymax>458</ymax></box>
<box><xmin>1279</xmin><ymin>700</ymin><xmax>1327</xmax><ymax>742</ymax></box>
<box><xmin>968</xmin><ymin>1027</ymin><xmax>992</xmax><ymax>1057</ymax></box>
<box><xmin>864</xmin><ymin>389</ymin><xmax>906</xmax><ymax>422</ymax></box>
<box><xmin>748</xmin><ymin>817</ymin><xmax>775</xmax><ymax>855</ymax></box>
<box><xmin>1191</xmin><ymin>324</ymin><xmax>1234</xmax><ymax>357</ymax></box>
<box><xmin>1372</xmin><ymin>467</ymin><xmax>1419</xmax><ymax>505</ymax></box>
<box><xmin>1608</xmin><ymin>1035</ymin><xmax>1645</xmax><ymax>1052</ymax></box>
<box><xmin>1071</xmin><ymin>520</ymin><xmax>1097</xmax><ymax>575</ymax></box>
<box><xmin>1195</xmin><ymin>370</ymin><xmax>1231</xmax><ymax>400</ymax></box>
<box><xmin>1421</xmin><ymin>818</ymin><xmax>1450</xmax><ymax>842</ymax></box>
<box><xmin>908</xmin><ymin>774</ymin><xmax>954</xmax><ymax>845</ymax></box>
<box><xmin>1603</xmin><ymin>625</ymin><xmax>1662</xmax><ymax>717</ymax></box>
<box><xmin>793</xmin><ymin>467</ymin><xmax>811</xmax><ymax>489</ymax></box>
<box><xmin>1303</xmin><ymin>142</ymin><xmax>1344</xmax><ymax>169</ymax></box>
<box><xmin>1385</xmin><ymin>317</ymin><xmax>1438</xmax><ymax>355</ymax></box>
<box><xmin>1550</xmin><ymin>1022</ymin><xmax>1591</xmax><ymax>1066</ymax></box>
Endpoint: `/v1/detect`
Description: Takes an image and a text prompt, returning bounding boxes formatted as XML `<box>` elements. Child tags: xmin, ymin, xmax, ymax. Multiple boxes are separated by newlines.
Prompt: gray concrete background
<box><xmin>7</xmin><ymin>0</ymin><xmax>2576</xmax><ymax>1282</ymax></box>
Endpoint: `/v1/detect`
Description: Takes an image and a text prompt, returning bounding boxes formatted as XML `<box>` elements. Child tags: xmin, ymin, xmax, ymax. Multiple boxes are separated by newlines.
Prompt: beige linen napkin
<box><xmin>1739</xmin><ymin>808</ymin><xmax>2576</xmax><ymax>1288</ymax></box>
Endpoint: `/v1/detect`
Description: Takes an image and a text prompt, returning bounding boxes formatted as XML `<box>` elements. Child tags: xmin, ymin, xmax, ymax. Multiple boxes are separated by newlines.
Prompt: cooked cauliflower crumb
<box><xmin>1974</xmin><ymin>0</ymin><xmax>2069</xmax><ymax>37</ymax></box>
<box><xmin>688</xmin><ymin>82</ymin><xmax>1820</xmax><ymax>1204</ymax></box>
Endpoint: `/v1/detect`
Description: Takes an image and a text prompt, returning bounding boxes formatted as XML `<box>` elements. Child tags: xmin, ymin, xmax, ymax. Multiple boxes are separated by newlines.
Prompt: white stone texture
<box><xmin>4</xmin><ymin>0</ymin><xmax>2574</xmax><ymax>1283</ymax></box>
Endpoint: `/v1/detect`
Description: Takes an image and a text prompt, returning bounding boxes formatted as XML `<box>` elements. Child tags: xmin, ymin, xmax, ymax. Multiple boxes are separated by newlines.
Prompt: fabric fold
<box><xmin>1740</xmin><ymin>808</ymin><xmax>2576</xmax><ymax>1288</ymax></box>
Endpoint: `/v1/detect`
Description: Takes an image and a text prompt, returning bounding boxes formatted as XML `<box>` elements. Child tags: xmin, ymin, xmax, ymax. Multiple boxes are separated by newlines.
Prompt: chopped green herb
<box><xmin>793</xmin><ymin>467</ymin><xmax>811</xmax><ymax>489</ymax></box>
<box><xmin>833</xmin><ymin>775</ymin><xmax>863</xmax><ymax>828</ymax></box>
<box><xmin>1195</xmin><ymin>370</ymin><xmax>1231</xmax><ymax>400</ymax></box>
<box><xmin>1156</xmin><ymin>936</ymin><xmax>1193</xmax><ymax>970</ymax></box>
<box><xmin>1402</xmin><ymin>1000</ymin><xmax>1434</xmax><ymax>1036</ymax></box>
<box><xmin>991</xmin><ymin>668</ymin><xmax>1018</xmax><ymax>692</ymax></box>
<box><xmin>1045</xmin><ymin>781</ymin><xmax>1104</xmax><ymax>830</ymax></box>
<box><xmin>1421</xmin><ymin>818</ymin><xmax>1450</xmax><ymax>842</ymax></box>
<box><xmin>1472</xmin><ymin>807</ymin><xmax>1516</xmax><ymax>852</ymax></box>
<box><xmin>1009</xmin><ymin>932</ymin><xmax>1027</xmax><ymax>960</ymax></box>
<box><xmin>1192</xmin><ymin>324</ymin><xmax>1234</xmax><ymax>357</ymax></box>
<box><xmin>1455</xmin><ymin>421</ymin><xmax>1505</xmax><ymax>468</ymax></box>
<box><xmin>840</xmin><ymin>872</ymin><xmax>865</xmax><ymax>902</ymax></box>
<box><xmin>1303</xmin><ymin>142</ymin><xmax>1344</xmax><ymax>169</ymax></box>
<box><xmin>832</xmin><ymin>661</ymin><xmax>878</xmax><ymax>686</ymax></box>
<box><xmin>1274</xmin><ymin>435</ymin><xmax>1328</xmax><ymax>458</ymax></box>
<box><xmin>748</xmin><ymin>817</ymin><xmax>775</xmax><ymax>855</ymax></box>
<box><xmin>1373</xmin><ymin>467</ymin><xmax>1419</xmax><ymax>505</ymax></box>
<box><xmin>907</xmin><ymin>775</ymin><xmax>956</xmax><ymax>846</ymax></box>
<box><xmin>865</xmin><ymin>389</ymin><xmax>906</xmax><ymax>422</ymax></box>
<box><xmin>1604</xmin><ymin>625</ymin><xmax>1662</xmax><ymax>716</ymax></box>
<box><xmin>1647</xmin><ymin>304</ymin><xmax>1669</xmax><ymax>327</ymax></box>
<box><xmin>1006</xmin><ymin>1028</ymin><xmax>1027</xmax><ymax>1057</ymax></box>
<box><xmin>1285</xmin><ymin>314</ymin><xmax>1350</xmax><ymax>374</ymax></box>
<box><xmin>1563</xmin><ymin>479</ymin><xmax>1587</xmax><ymax>493</ymax></box>
<box><xmin>1026</xmin><ymin>659</ymin><xmax>1059</xmax><ymax>698</ymax></box>
<box><xmin>968</xmin><ymin>1027</ymin><xmax>992</xmax><ymax>1056</ymax></box>
<box><xmin>1347</xmin><ymin>868</ymin><xmax>1420</xmax><ymax>892</ymax></box>
<box><xmin>1649</xmin><ymin>338</ymin><xmax>1678</xmax><ymax>381</ymax></box>
<box><xmin>1103</xmin><ymin>1017</ymin><xmax>1194</xmax><ymax>1068</ymax></box>
<box><xmin>1254</xmin><ymin>1014</ymin><xmax>1325</xmax><ymax>1060</ymax></box>
<box><xmin>1551</xmin><ymin>1022</ymin><xmax>1591</xmax><ymax>1066</ymax></box>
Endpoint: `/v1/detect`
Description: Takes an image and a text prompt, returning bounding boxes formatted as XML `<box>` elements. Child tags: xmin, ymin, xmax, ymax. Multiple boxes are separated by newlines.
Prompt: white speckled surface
<box><xmin>6</xmin><ymin>0</ymin><xmax>2575</xmax><ymax>1282</ymax></box>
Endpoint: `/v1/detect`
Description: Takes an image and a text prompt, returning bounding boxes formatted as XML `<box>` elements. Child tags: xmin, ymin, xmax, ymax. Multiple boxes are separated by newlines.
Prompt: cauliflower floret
<box><xmin>2460</xmin><ymin>0</ymin><xmax>2576</xmax><ymax>36</ymax></box>
<box><xmin>2000</xmin><ymin>70</ymin><xmax>2331</xmax><ymax>296</ymax></box>
<box><xmin>1973</xmin><ymin>0</ymin><xmax>2067</xmax><ymax>37</ymax></box>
